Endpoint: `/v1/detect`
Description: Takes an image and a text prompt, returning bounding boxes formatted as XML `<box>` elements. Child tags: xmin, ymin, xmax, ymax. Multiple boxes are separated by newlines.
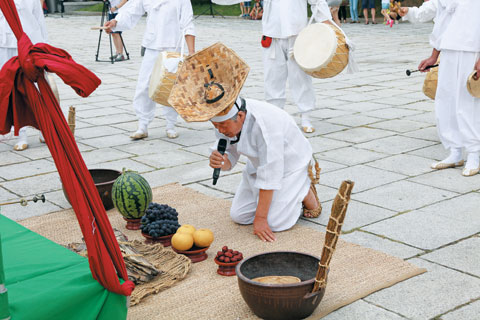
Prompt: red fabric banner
<box><xmin>0</xmin><ymin>0</ymin><xmax>134</xmax><ymax>296</ymax></box>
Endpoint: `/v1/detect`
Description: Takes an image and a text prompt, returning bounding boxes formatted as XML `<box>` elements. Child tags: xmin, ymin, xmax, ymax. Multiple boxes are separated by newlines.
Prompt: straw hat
<box><xmin>167</xmin><ymin>42</ymin><xmax>250</xmax><ymax>122</ymax></box>
<box><xmin>467</xmin><ymin>71</ymin><xmax>480</xmax><ymax>98</ymax></box>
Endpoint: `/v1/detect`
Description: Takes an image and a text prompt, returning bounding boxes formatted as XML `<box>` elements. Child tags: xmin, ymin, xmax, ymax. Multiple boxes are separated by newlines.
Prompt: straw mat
<box><xmin>20</xmin><ymin>183</ymin><xmax>426</xmax><ymax>319</ymax></box>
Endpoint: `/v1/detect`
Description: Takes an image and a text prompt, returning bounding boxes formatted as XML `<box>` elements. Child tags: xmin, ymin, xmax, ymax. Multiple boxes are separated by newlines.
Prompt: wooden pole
<box><xmin>0</xmin><ymin>235</ymin><xmax>11</xmax><ymax>320</ymax></box>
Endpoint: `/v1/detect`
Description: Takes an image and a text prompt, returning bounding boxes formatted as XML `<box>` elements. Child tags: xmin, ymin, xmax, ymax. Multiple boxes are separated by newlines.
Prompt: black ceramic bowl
<box><xmin>236</xmin><ymin>251</ymin><xmax>325</xmax><ymax>320</ymax></box>
<box><xmin>63</xmin><ymin>169</ymin><xmax>121</xmax><ymax>210</ymax></box>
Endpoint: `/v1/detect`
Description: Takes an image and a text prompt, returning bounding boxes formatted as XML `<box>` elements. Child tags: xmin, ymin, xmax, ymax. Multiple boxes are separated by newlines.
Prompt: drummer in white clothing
<box><xmin>104</xmin><ymin>0</ymin><xmax>195</xmax><ymax>140</ymax></box>
<box><xmin>0</xmin><ymin>0</ymin><xmax>47</xmax><ymax>151</ymax></box>
<box><xmin>167</xmin><ymin>43</ymin><xmax>322</xmax><ymax>242</ymax></box>
<box><xmin>261</xmin><ymin>0</ymin><xmax>332</xmax><ymax>133</ymax></box>
<box><xmin>400</xmin><ymin>0</ymin><xmax>480</xmax><ymax>176</ymax></box>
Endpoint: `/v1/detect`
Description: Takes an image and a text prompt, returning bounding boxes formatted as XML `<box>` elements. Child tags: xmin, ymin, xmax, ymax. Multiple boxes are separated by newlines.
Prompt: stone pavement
<box><xmin>1</xmin><ymin>15</ymin><xmax>479</xmax><ymax>319</ymax></box>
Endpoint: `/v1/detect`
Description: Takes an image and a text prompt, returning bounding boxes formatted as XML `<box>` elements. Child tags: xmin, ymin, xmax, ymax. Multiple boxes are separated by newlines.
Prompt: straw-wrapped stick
<box><xmin>68</xmin><ymin>106</ymin><xmax>76</xmax><ymax>134</ymax></box>
<box><xmin>312</xmin><ymin>180</ymin><xmax>354</xmax><ymax>292</ymax></box>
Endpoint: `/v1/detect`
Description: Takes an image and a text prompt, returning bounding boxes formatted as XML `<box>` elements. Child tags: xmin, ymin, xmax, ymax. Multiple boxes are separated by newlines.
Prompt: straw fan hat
<box><xmin>167</xmin><ymin>42</ymin><xmax>250</xmax><ymax>122</ymax></box>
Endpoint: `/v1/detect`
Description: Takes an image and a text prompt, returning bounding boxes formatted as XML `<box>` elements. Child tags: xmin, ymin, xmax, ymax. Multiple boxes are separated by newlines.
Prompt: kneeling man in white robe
<box><xmin>167</xmin><ymin>43</ymin><xmax>321</xmax><ymax>243</ymax></box>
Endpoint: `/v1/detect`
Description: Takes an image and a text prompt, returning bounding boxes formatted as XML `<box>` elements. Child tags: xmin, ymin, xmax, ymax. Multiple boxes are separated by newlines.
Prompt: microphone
<box><xmin>213</xmin><ymin>139</ymin><xmax>227</xmax><ymax>185</ymax></box>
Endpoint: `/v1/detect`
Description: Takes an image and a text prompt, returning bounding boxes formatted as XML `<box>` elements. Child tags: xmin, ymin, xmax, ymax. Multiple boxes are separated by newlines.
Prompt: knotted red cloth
<box><xmin>0</xmin><ymin>0</ymin><xmax>134</xmax><ymax>296</ymax></box>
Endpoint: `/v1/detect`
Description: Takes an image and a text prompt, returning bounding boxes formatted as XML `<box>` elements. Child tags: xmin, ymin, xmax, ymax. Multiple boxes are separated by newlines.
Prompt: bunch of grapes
<box><xmin>140</xmin><ymin>203</ymin><xmax>180</xmax><ymax>238</ymax></box>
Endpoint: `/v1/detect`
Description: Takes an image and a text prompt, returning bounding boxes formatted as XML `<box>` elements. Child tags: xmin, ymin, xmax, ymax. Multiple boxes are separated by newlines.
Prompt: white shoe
<box><xmin>13</xmin><ymin>129</ymin><xmax>28</xmax><ymax>151</ymax></box>
<box><xmin>431</xmin><ymin>160</ymin><xmax>464</xmax><ymax>170</ymax></box>
<box><xmin>431</xmin><ymin>149</ymin><xmax>463</xmax><ymax>170</ymax></box>
<box><xmin>130</xmin><ymin>128</ymin><xmax>148</xmax><ymax>140</ymax></box>
<box><xmin>166</xmin><ymin>128</ymin><xmax>178</xmax><ymax>139</ymax></box>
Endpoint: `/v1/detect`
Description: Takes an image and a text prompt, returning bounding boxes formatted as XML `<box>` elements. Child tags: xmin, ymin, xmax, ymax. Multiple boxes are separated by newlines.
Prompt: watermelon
<box><xmin>112</xmin><ymin>170</ymin><xmax>152</xmax><ymax>219</ymax></box>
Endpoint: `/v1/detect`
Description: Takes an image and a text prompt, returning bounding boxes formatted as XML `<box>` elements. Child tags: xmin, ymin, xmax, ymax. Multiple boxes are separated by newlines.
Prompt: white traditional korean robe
<box><xmin>261</xmin><ymin>0</ymin><xmax>331</xmax><ymax>113</ymax></box>
<box><xmin>0</xmin><ymin>0</ymin><xmax>47</xmax><ymax>139</ymax></box>
<box><xmin>404</xmin><ymin>0</ymin><xmax>480</xmax><ymax>153</ymax></box>
<box><xmin>0</xmin><ymin>0</ymin><xmax>47</xmax><ymax>66</ymax></box>
<box><xmin>113</xmin><ymin>0</ymin><xmax>195</xmax><ymax>129</ymax></box>
<box><xmin>213</xmin><ymin>99</ymin><xmax>313</xmax><ymax>231</ymax></box>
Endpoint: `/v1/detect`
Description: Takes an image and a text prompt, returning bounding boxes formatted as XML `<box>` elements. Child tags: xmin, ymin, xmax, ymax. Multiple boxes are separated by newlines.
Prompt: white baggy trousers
<box><xmin>133</xmin><ymin>48</ymin><xmax>178</xmax><ymax>129</ymax></box>
<box><xmin>262</xmin><ymin>37</ymin><xmax>316</xmax><ymax>113</ymax></box>
<box><xmin>230</xmin><ymin>162</ymin><xmax>311</xmax><ymax>232</ymax></box>
<box><xmin>435</xmin><ymin>50</ymin><xmax>480</xmax><ymax>153</ymax></box>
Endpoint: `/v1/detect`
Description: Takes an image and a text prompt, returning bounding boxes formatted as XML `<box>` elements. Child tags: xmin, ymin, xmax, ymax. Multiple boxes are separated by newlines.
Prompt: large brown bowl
<box><xmin>236</xmin><ymin>251</ymin><xmax>325</xmax><ymax>320</ymax></box>
<box><xmin>63</xmin><ymin>169</ymin><xmax>121</xmax><ymax>210</ymax></box>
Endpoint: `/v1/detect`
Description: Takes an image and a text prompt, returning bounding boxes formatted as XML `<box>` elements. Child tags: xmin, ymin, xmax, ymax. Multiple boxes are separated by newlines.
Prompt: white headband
<box><xmin>210</xmin><ymin>97</ymin><xmax>242</xmax><ymax>122</ymax></box>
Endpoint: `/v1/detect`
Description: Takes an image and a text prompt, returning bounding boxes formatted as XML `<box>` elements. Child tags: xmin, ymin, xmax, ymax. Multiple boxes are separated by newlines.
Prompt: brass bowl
<box><xmin>62</xmin><ymin>169</ymin><xmax>121</xmax><ymax>210</ymax></box>
<box><xmin>236</xmin><ymin>251</ymin><xmax>325</xmax><ymax>320</ymax></box>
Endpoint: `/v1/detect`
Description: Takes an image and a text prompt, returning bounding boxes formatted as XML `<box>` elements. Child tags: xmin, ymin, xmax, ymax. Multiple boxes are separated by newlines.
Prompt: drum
<box><xmin>422</xmin><ymin>64</ymin><xmax>439</xmax><ymax>100</ymax></box>
<box><xmin>467</xmin><ymin>71</ymin><xmax>480</xmax><ymax>98</ymax></box>
<box><xmin>148</xmin><ymin>51</ymin><xmax>183</xmax><ymax>107</ymax></box>
<box><xmin>293</xmin><ymin>23</ymin><xmax>349</xmax><ymax>79</ymax></box>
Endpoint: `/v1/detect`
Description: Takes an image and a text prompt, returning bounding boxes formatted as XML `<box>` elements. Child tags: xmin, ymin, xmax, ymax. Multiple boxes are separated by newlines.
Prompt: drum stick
<box><xmin>406</xmin><ymin>64</ymin><xmax>439</xmax><ymax>76</ymax></box>
<box><xmin>91</xmin><ymin>26</ymin><xmax>109</xmax><ymax>30</ymax></box>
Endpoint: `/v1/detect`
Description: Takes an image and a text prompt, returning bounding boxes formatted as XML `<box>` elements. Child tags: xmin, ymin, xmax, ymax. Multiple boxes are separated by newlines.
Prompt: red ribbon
<box><xmin>0</xmin><ymin>0</ymin><xmax>134</xmax><ymax>296</ymax></box>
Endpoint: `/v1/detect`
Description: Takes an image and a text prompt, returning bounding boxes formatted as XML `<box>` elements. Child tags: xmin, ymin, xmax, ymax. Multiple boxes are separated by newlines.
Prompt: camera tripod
<box><xmin>195</xmin><ymin>0</ymin><xmax>225</xmax><ymax>19</ymax></box>
<box><xmin>95</xmin><ymin>0</ymin><xmax>130</xmax><ymax>64</ymax></box>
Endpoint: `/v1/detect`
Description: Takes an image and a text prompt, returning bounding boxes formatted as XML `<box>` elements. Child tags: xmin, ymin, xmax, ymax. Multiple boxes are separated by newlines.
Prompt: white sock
<box><xmin>135</xmin><ymin>123</ymin><xmax>148</xmax><ymax>134</ymax></box>
<box><xmin>15</xmin><ymin>128</ymin><xmax>28</xmax><ymax>145</ymax></box>
<box><xmin>301</xmin><ymin>113</ymin><xmax>313</xmax><ymax>128</ymax></box>
<box><xmin>464</xmin><ymin>152</ymin><xmax>480</xmax><ymax>170</ymax></box>
<box><xmin>440</xmin><ymin>148</ymin><xmax>462</xmax><ymax>164</ymax></box>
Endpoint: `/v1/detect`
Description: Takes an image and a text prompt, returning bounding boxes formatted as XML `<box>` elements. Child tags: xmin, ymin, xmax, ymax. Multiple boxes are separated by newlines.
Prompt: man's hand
<box><xmin>399</xmin><ymin>7</ymin><xmax>409</xmax><ymax>17</ymax></box>
<box><xmin>474</xmin><ymin>59</ymin><xmax>480</xmax><ymax>80</ymax></box>
<box><xmin>253</xmin><ymin>216</ymin><xmax>276</xmax><ymax>242</ymax></box>
<box><xmin>209</xmin><ymin>150</ymin><xmax>230</xmax><ymax>170</ymax></box>
<box><xmin>418</xmin><ymin>55</ymin><xmax>438</xmax><ymax>72</ymax></box>
<box><xmin>104</xmin><ymin>20</ymin><xmax>117</xmax><ymax>34</ymax></box>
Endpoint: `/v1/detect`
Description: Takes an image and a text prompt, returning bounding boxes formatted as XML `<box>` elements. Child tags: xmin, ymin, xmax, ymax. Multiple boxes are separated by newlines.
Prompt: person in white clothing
<box><xmin>400</xmin><ymin>0</ymin><xmax>480</xmax><ymax>176</ymax></box>
<box><xmin>104</xmin><ymin>0</ymin><xmax>195</xmax><ymax>140</ymax></box>
<box><xmin>167</xmin><ymin>43</ymin><xmax>322</xmax><ymax>243</ymax></box>
<box><xmin>261</xmin><ymin>0</ymin><xmax>332</xmax><ymax>133</ymax></box>
<box><xmin>106</xmin><ymin>0</ymin><xmax>128</xmax><ymax>61</ymax></box>
<box><xmin>0</xmin><ymin>0</ymin><xmax>47</xmax><ymax>151</ymax></box>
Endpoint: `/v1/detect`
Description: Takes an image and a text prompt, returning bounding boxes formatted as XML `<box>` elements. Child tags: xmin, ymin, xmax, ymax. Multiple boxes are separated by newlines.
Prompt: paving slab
<box><xmin>320</xmin><ymin>165</ymin><xmax>406</xmax><ymax>193</ymax></box>
<box><xmin>441</xmin><ymin>299</ymin><xmax>480</xmax><ymax>320</ymax></box>
<box><xmin>308</xmin><ymin>136</ymin><xmax>351</xmax><ymax>153</ymax></box>
<box><xmin>134</xmin><ymin>150</ymin><xmax>206</xmax><ymax>169</ymax></box>
<box><xmin>363</xmin><ymin>209</ymin><xmax>480</xmax><ymax>250</ymax></box>
<box><xmin>341</xmin><ymin>231</ymin><xmax>424</xmax><ymax>260</ymax></box>
<box><xmin>367</xmin><ymin>154</ymin><xmax>435</xmax><ymax>177</ymax></box>
<box><xmin>322</xmin><ymin>299</ymin><xmax>405</xmax><ymax>320</ymax></box>
<box><xmin>370</xmin><ymin>119</ymin><xmax>431</xmax><ymax>133</ymax></box>
<box><xmin>0</xmin><ymin>151</ymin><xmax>30</xmax><ymax>166</ymax></box>
<box><xmin>409</xmin><ymin>169</ymin><xmax>480</xmax><ymax>193</ymax></box>
<box><xmin>422</xmin><ymin>237</ymin><xmax>480</xmax><ymax>277</ymax></box>
<box><xmin>0</xmin><ymin>159</ymin><xmax>58</xmax><ymax>180</ymax></box>
<box><xmin>325</xmin><ymin>127</ymin><xmax>394</xmax><ymax>144</ymax></box>
<box><xmin>354</xmin><ymin>180</ymin><xmax>457</xmax><ymax>212</ymax></box>
<box><xmin>402</xmin><ymin>126</ymin><xmax>439</xmax><ymax>142</ymax></box>
<box><xmin>81</xmin><ymin>148</ymin><xmax>133</xmax><ymax>165</ymax></box>
<box><xmin>419</xmin><ymin>193</ymin><xmax>480</xmax><ymax>225</ymax></box>
<box><xmin>0</xmin><ymin>172</ymin><xmax>62</xmax><ymax>196</ymax></box>
<box><xmin>312</xmin><ymin>199</ymin><xmax>396</xmax><ymax>232</ymax></box>
<box><xmin>357</xmin><ymin>135</ymin><xmax>437</xmax><ymax>155</ymax></box>
<box><xmin>319</xmin><ymin>146</ymin><xmax>388</xmax><ymax>167</ymax></box>
<box><xmin>365</xmin><ymin>258</ymin><xmax>480</xmax><ymax>320</ymax></box>
<box><xmin>326</xmin><ymin>114</ymin><xmax>383</xmax><ymax>127</ymax></box>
